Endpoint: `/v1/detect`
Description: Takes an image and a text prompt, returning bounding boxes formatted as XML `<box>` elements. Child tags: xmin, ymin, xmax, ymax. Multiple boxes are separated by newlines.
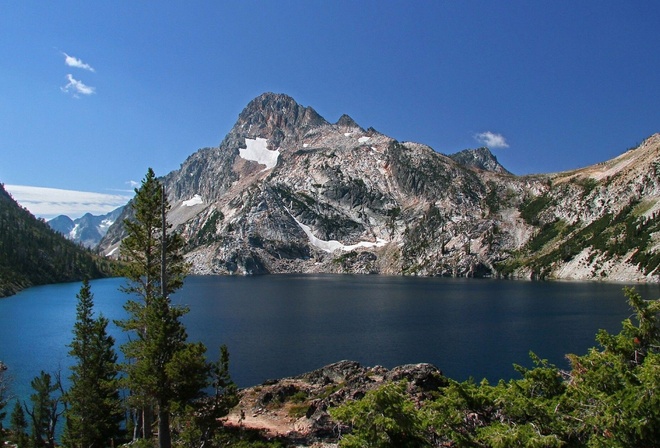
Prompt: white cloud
<box><xmin>126</xmin><ymin>180</ymin><xmax>140</xmax><ymax>189</ymax></box>
<box><xmin>474</xmin><ymin>131</ymin><xmax>509</xmax><ymax>148</ymax></box>
<box><xmin>4</xmin><ymin>185</ymin><xmax>131</xmax><ymax>220</ymax></box>
<box><xmin>61</xmin><ymin>74</ymin><xmax>95</xmax><ymax>97</ymax></box>
<box><xmin>62</xmin><ymin>52</ymin><xmax>95</xmax><ymax>72</ymax></box>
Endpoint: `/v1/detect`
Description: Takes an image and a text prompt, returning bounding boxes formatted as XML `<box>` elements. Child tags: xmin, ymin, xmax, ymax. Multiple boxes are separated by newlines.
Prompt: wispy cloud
<box><xmin>4</xmin><ymin>185</ymin><xmax>131</xmax><ymax>220</ymax></box>
<box><xmin>62</xmin><ymin>52</ymin><xmax>95</xmax><ymax>72</ymax></box>
<box><xmin>474</xmin><ymin>131</ymin><xmax>509</xmax><ymax>148</ymax></box>
<box><xmin>61</xmin><ymin>74</ymin><xmax>95</xmax><ymax>97</ymax></box>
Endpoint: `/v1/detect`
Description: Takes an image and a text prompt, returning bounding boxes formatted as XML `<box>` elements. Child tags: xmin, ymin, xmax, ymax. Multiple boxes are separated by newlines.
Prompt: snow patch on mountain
<box><xmin>239</xmin><ymin>137</ymin><xmax>279</xmax><ymax>170</ymax></box>
<box><xmin>358</xmin><ymin>136</ymin><xmax>371</xmax><ymax>143</ymax></box>
<box><xmin>182</xmin><ymin>194</ymin><xmax>204</xmax><ymax>207</ymax></box>
<box><xmin>70</xmin><ymin>223</ymin><xmax>81</xmax><ymax>239</ymax></box>
<box><xmin>293</xmin><ymin>217</ymin><xmax>387</xmax><ymax>253</ymax></box>
<box><xmin>99</xmin><ymin>218</ymin><xmax>114</xmax><ymax>232</ymax></box>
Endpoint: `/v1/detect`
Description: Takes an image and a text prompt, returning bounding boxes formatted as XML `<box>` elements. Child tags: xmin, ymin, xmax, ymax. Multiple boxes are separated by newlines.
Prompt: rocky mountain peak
<box><xmin>99</xmin><ymin>92</ymin><xmax>660</xmax><ymax>283</ymax></box>
<box><xmin>234</xmin><ymin>92</ymin><xmax>328</xmax><ymax>147</ymax></box>
<box><xmin>448</xmin><ymin>147</ymin><xmax>511</xmax><ymax>174</ymax></box>
<box><xmin>48</xmin><ymin>207</ymin><xmax>124</xmax><ymax>248</ymax></box>
<box><xmin>335</xmin><ymin>114</ymin><xmax>362</xmax><ymax>130</ymax></box>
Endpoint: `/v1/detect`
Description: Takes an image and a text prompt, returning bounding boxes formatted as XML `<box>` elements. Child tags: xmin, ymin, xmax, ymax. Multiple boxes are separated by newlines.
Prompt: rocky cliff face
<box><xmin>98</xmin><ymin>93</ymin><xmax>660</xmax><ymax>282</ymax></box>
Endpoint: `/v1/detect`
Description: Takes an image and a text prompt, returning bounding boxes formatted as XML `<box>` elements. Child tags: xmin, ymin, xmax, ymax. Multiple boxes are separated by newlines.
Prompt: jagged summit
<box><xmin>48</xmin><ymin>207</ymin><xmax>124</xmax><ymax>248</ymax></box>
<box><xmin>335</xmin><ymin>114</ymin><xmax>362</xmax><ymax>130</ymax></box>
<box><xmin>99</xmin><ymin>93</ymin><xmax>660</xmax><ymax>282</ymax></box>
<box><xmin>448</xmin><ymin>147</ymin><xmax>511</xmax><ymax>175</ymax></box>
<box><xmin>234</xmin><ymin>92</ymin><xmax>328</xmax><ymax>145</ymax></box>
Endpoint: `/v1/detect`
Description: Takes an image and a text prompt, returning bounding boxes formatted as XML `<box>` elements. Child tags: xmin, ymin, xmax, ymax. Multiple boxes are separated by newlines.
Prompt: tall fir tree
<box><xmin>0</xmin><ymin>362</ymin><xmax>8</xmax><ymax>444</ymax></box>
<box><xmin>24</xmin><ymin>371</ymin><xmax>62</xmax><ymax>448</ymax></box>
<box><xmin>62</xmin><ymin>279</ymin><xmax>123</xmax><ymax>448</ymax></box>
<box><xmin>117</xmin><ymin>168</ymin><xmax>208</xmax><ymax>448</ymax></box>
<box><xmin>9</xmin><ymin>401</ymin><xmax>29</xmax><ymax>448</ymax></box>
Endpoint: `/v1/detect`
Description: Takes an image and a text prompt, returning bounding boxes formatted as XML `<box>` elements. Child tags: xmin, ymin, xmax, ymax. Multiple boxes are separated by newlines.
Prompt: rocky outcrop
<box><xmin>98</xmin><ymin>93</ymin><xmax>660</xmax><ymax>282</ymax></box>
<box><xmin>223</xmin><ymin>361</ymin><xmax>446</xmax><ymax>445</ymax></box>
<box><xmin>449</xmin><ymin>146</ymin><xmax>512</xmax><ymax>175</ymax></box>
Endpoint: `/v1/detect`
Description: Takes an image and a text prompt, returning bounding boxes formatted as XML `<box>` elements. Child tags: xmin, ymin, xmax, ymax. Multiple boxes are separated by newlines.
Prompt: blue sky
<box><xmin>2</xmin><ymin>1</ymin><xmax>659</xmax><ymax>218</ymax></box>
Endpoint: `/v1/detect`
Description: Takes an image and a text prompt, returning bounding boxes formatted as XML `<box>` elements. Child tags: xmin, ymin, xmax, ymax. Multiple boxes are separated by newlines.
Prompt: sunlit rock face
<box><xmin>99</xmin><ymin>93</ymin><xmax>660</xmax><ymax>281</ymax></box>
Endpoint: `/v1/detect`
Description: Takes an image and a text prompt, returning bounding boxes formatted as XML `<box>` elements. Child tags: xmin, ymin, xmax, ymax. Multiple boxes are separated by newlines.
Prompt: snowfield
<box><xmin>182</xmin><ymin>194</ymin><xmax>204</xmax><ymax>207</ymax></box>
<box><xmin>293</xmin><ymin>217</ymin><xmax>387</xmax><ymax>253</ymax></box>
<box><xmin>239</xmin><ymin>137</ymin><xmax>280</xmax><ymax>170</ymax></box>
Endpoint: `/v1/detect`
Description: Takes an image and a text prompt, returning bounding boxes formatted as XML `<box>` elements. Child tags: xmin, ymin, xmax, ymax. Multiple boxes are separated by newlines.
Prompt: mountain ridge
<box><xmin>99</xmin><ymin>93</ymin><xmax>660</xmax><ymax>282</ymax></box>
<box><xmin>48</xmin><ymin>207</ymin><xmax>124</xmax><ymax>248</ymax></box>
<box><xmin>0</xmin><ymin>184</ymin><xmax>115</xmax><ymax>297</ymax></box>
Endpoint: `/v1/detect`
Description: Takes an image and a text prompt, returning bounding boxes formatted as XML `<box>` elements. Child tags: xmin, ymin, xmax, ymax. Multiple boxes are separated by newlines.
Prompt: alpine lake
<box><xmin>1</xmin><ymin>274</ymin><xmax>659</xmax><ymax>411</ymax></box>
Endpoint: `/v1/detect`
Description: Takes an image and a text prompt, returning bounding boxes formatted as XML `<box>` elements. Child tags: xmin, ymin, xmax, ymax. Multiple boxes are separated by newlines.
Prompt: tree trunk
<box><xmin>143</xmin><ymin>406</ymin><xmax>153</xmax><ymax>440</ymax></box>
<box><xmin>158</xmin><ymin>402</ymin><xmax>171</xmax><ymax>448</ymax></box>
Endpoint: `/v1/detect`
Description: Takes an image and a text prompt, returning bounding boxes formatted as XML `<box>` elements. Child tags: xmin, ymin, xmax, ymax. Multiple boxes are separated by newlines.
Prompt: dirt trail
<box><xmin>223</xmin><ymin>408</ymin><xmax>297</xmax><ymax>437</ymax></box>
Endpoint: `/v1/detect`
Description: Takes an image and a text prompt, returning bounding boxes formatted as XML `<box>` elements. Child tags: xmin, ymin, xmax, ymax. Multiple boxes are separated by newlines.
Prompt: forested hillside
<box><xmin>0</xmin><ymin>184</ymin><xmax>115</xmax><ymax>297</ymax></box>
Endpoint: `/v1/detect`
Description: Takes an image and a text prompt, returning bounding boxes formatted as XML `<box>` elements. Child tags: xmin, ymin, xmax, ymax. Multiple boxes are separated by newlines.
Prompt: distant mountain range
<box><xmin>0</xmin><ymin>184</ymin><xmax>115</xmax><ymax>297</ymax></box>
<box><xmin>97</xmin><ymin>92</ymin><xmax>660</xmax><ymax>282</ymax></box>
<box><xmin>48</xmin><ymin>207</ymin><xmax>124</xmax><ymax>248</ymax></box>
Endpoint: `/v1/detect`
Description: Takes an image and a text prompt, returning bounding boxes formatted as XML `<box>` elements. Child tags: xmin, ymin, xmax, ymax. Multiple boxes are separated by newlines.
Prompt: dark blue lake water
<box><xmin>1</xmin><ymin>274</ymin><xmax>657</xmax><ymax>415</ymax></box>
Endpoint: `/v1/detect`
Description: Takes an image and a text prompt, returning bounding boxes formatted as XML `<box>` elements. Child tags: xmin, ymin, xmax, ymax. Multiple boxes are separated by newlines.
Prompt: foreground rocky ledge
<box><xmin>222</xmin><ymin>360</ymin><xmax>446</xmax><ymax>446</ymax></box>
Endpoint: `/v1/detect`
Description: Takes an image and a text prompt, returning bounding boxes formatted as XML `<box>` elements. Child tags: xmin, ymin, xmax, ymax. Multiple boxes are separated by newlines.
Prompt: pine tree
<box><xmin>172</xmin><ymin>345</ymin><xmax>239</xmax><ymax>447</ymax></box>
<box><xmin>62</xmin><ymin>279</ymin><xmax>123</xmax><ymax>448</ymax></box>
<box><xmin>117</xmin><ymin>168</ymin><xmax>208</xmax><ymax>448</ymax></box>
<box><xmin>9</xmin><ymin>401</ymin><xmax>29</xmax><ymax>448</ymax></box>
<box><xmin>0</xmin><ymin>362</ymin><xmax>8</xmax><ymax>444</ymax></box>
<box><xmin>25</xmin><ymin>371</ymin><xmax>62</xmax><ymax>448</ymax></box>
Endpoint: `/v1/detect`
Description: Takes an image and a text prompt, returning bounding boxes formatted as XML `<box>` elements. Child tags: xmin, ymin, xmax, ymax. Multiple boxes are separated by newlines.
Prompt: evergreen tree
<box><xmin>0</xmin><ymin>362</ymin><xmax>8</xmax><ymax>443</ymax></box>
<box><xmin>9</xmin><ymin>401</ymin><xmax>29</xmax><ymax>448</ymax></box>
<box><xmin>117</xmin><ymin>169</ymin><xmax>208</xmax><ymax>448</ymax></box>
<box><xmin>62</xmin><ymin>279</ymin><xmax>123</xmax><ymax>448</ymax></box>
<box><xmin>25</xmin><ymin>371</ymin><xmax>62</xmax><ymax>448</ymax></box>
<box><xmin>0</xmin><ymin>183</ymin><xmax>114</xmax><ymax>298</ymax></box>
<box><xmin>172</xmin><ymin>345</ymin><xmax>239</xmax><ymax>447</ymax></box>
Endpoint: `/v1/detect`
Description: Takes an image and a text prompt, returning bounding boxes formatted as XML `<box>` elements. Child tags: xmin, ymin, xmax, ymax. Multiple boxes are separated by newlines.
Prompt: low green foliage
<box><xmin>331</xmin><ymin>288</ymin><xmax>660</xmax><ymax>447</ymax></box>
<box><xmin>330</xmin><ymin>381</ymin><xmax>429</xmax><ymax>447</ymax></box>
<box><xmin>508</xmin><ymin>199</ymin><xmax>660</xmax><ymax>278</ymax></box>
<box><xmin>191</xmin><ymin>210</ymin><xmax>224</xmax><ymax>247</ymax></box>
<box><xmin>576</xmin><ymin>177</ymin><xmax>599</xmax><ymax>198</ymax></box>
<box><xmin>484</xmin><ymin>181</ymin><xmax>501</xmax><ymax>215</ymax></box>
<box><xmin>526</xmin><ymin>220</ymin><xmax>562</xmax><ymax>253</ymax></box>
<box><xmin>519</xmin><ymin>194</ymin><xmax>554</xmax><ymax>226</ymax></box>
<box><xmin>287</xmin><ymin>402</ymin><xmax>310</xmax><ymax>419</ymax></box>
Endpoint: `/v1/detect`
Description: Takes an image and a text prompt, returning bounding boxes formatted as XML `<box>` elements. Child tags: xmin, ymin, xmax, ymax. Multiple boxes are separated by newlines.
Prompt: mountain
<box><xmin>448</xmin><ymin>147</ymin><xmax>511</xmax><ymax>174</ymax></box>
<box><xmin>0</xmin><ymin>184</ymin><xmax>116</xmax><ymax>297</ymax></box>
<box><xmin>99</xmin><ymin>93</ymin><xmax>660</xmax><ymax>282</ymax></box>
<box><xmin>48</xmin><ymin>207</ymin><xmax>124</xmax><ymax>248</ymax></box>
<box><xmin>48</xmin><ymin>214</ymin><xmax>75</xmax><ymax>235</ymax></box>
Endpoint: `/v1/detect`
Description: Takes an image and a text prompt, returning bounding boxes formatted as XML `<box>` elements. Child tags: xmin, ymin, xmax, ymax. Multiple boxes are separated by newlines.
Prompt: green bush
<box><xmin>330</xmin><ymin>288</ymin><xmax>660</xmax><ymax>447</ymax></box>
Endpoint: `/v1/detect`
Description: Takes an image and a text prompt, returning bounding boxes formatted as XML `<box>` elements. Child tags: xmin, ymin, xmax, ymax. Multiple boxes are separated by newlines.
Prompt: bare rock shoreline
<box><xmin>222</xmin><ymin>360</ymin><xmax>446</xmax><ymax>446</ymax></box>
